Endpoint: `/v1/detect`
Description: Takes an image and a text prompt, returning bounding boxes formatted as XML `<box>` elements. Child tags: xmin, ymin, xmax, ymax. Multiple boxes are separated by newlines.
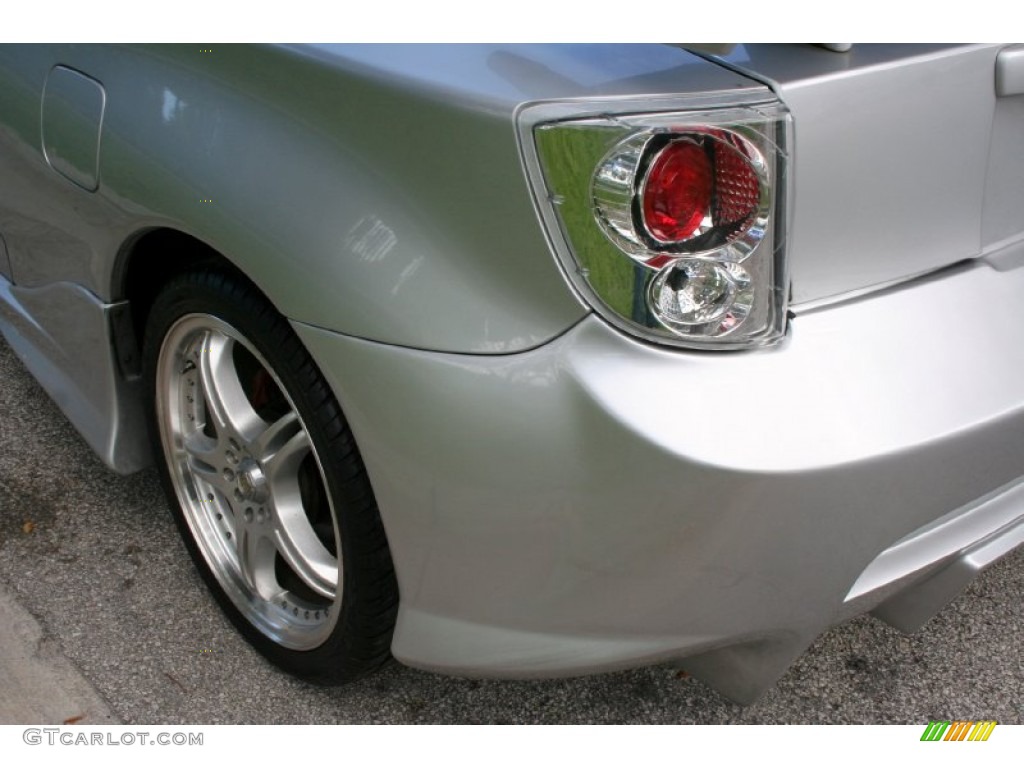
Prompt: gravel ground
<box><xmin>1</xmin><ymin>333</ymin><xmax>1022</xmax><ymax>725</ymax></box>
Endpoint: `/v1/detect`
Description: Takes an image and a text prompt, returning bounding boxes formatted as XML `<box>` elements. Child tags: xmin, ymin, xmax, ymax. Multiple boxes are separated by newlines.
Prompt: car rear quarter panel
<box><xmin>1</xmin><ymin>44</ymin><xmax>764</xmax><ymax>354</ymax></box>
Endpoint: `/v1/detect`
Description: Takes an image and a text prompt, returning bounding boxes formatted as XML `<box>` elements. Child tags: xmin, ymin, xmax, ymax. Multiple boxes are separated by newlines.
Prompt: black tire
<box><xmin>142</xmin><ymin>268</ymin><xmax>397</xmax><ymax>683</ymax></box>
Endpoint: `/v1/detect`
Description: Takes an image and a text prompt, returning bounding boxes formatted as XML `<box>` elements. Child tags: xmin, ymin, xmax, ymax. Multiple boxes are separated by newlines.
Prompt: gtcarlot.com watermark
<box><xmin>23</xmin><ymin>728</ymin><xmax>203</xmax><ymax>746</ymax></box>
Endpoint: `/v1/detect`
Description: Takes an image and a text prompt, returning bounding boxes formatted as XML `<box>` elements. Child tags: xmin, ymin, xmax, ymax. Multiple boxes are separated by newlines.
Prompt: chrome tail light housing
<box><xmin>519</xmin><ymin>99</ymin><xmax>791</xmax><ymax>350</ymax></box>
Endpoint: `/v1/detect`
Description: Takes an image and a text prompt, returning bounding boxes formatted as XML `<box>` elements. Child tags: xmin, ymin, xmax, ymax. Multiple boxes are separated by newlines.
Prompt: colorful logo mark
<box><xmin>920</xmin><ymin>720</ymin><xmax>997</xmax><ymax>742</ymax></box>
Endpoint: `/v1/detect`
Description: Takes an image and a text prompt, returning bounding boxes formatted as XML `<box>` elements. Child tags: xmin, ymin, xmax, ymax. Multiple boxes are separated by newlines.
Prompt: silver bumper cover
<box><xmin>294</xmin><ymin>242</ymin><xmax>1024</xmax><ymax>703</ymax></box>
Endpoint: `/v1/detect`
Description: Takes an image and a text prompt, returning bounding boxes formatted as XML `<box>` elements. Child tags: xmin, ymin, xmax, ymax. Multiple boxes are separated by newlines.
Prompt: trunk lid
<box><xmin>704</xmin><ymin>44</ymin><xmax>1013</xmax><ymax>307</ymax></box>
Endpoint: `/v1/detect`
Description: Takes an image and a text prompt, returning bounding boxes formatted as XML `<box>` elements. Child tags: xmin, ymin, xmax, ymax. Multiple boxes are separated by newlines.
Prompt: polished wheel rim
<box><xmin>156</xmin><ymin>314</ymin><xmax>341</xmax><ymax>650</ymax></box>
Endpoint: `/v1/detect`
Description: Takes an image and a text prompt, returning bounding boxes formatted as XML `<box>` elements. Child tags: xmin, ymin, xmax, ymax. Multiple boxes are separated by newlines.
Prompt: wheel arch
<box><xmin>115</xmin><ymin>227</ymin><xmax>267</xmax><ymax>363</ymax></box>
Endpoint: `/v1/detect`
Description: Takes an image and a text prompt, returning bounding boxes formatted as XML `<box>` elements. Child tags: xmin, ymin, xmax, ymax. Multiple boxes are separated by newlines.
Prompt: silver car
<box><xmin>1</xmin><ymin>43</ymin><xmax>1022</xmax><ymax>704</ymax></box>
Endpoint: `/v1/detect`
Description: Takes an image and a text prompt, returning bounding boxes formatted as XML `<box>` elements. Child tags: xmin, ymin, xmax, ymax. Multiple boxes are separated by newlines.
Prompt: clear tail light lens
<box><xmin>520</xmin><ymin>100</ymin><xmax>790</xmax><ymax>350</ymax></box>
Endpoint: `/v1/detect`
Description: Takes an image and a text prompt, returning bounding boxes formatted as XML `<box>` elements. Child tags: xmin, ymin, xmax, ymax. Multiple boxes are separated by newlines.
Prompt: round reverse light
<box><xmin>649</xmin><ymin>259</ymin><xmax>753</xmax><ymax>331</ymax></box>
<box><xmin>641</xmin><ymin>140</ymin><xmax>713</xmax><ymax>243</ymax></box>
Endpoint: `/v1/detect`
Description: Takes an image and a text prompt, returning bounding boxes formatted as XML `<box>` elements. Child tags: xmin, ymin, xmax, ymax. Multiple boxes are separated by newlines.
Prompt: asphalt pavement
<box><xmin>1</xmin><ymin>334</ymin><xmax>1022</xmax><ymax>724</ymax></box>
<box><xmin>0</xmin><ymin>579</ymin><xmax>118</xmax><ymax>724</ymax></box>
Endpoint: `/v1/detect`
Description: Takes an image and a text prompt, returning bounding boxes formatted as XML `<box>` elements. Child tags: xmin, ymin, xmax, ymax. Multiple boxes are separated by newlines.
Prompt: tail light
<box><xmin>519</xmin><ymin>100</ymin><xmax>791</xmax><ymax>350</ymax></box>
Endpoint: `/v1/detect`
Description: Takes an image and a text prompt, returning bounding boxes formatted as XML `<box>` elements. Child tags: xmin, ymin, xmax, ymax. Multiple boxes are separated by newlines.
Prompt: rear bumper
<box><xmin>293</xmin><ymin>241</ymin><xmax>1024</xmax><ymax>702</ymax></box>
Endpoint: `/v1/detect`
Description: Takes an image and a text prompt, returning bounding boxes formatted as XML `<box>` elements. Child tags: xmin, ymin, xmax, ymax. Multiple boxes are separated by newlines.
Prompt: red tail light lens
<box><xmin>593</xmin><ymin>128</ymin><xmax>768</xmax><ymax>264</ymax></box>
<box><xmin>642</xmin><ymin>140</ymin><xmax>713</xmax><ymax>243</ymax></box>
<box><xmin>640</xmin><ymin>133</ymin><xmax>763</xmax><ymax>248</ymax></box>
<box><xmin>712</xmin><ymin>137</ymin><xmax>761</xmax><ymax>230</ymax></box>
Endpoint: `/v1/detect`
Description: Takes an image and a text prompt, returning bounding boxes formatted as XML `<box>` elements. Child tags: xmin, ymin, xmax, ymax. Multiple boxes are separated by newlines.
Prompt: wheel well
<box><xmin>117</xmin><ymin>228</ymin><xmax>254</xmax><ymax>351</ymax></box>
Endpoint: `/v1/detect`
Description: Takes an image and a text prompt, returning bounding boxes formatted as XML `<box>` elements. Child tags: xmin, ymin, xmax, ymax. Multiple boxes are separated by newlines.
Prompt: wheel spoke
<box><xmin>197</xmin><ymin>331</ymin><xmax>262</xmax><ymax>440</ymax></box>
<box><xmin>263</xmin><ymin>427</ymin><xmax>311</xmax><ymax>487</ymax></box>
<box><xmin>236</xmin><ymin>527</ymin><xmax>277</xmax><ymax>598</ymax></box>
<box><xmin>252</xmin><ymin>411</ymin><xmax>301</xmax><ymax>465</ymax></box>
<box><xmin>182</xmin><ymin>431</ymin><xmax>219</xmax><ymax>466</ymax></box>
<box><xmin>182</xmin><ymin>432</ymin><xmax>235</xmax><ymax>495</ymax></box>
<box><xmin>273</xmin><ymin>496</ymin><xmax>338</xmax><ymax>599</ymax></box>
